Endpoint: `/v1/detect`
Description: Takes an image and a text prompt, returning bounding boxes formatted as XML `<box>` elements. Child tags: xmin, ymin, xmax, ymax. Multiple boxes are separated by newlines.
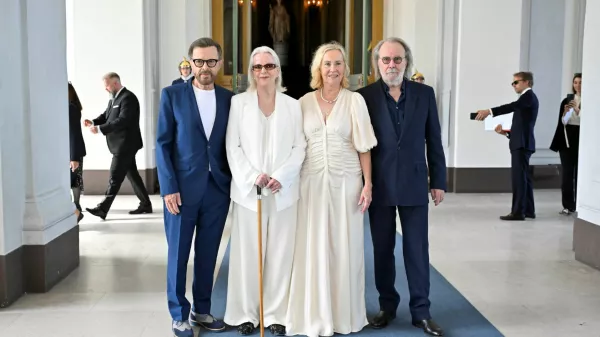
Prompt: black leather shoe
<box><xmin>370</xmin><ymin>310</ymin><xmax>396</xmax><ymax>329</ymax></box>
<box><xmin>237</xmin><ymin>322</ymin><xmax>254</xmax><ymax>335</ymax></box>
<box><xmin>86</xmin><ymin>207</ymin><xmax>107</xmax><ymax>220</ymax></box>
<box><xmin>129</xmin><ymin>205</ymin><xmax>152</xmax><ymax>215</ymax></box>
<box><xmin>499</xmin><ymin>213</ymin><xmax>525</xmax><ymax>221</ymax></box>
<box><xmin>413</xmin><ymin>319</ymin><xmax>444</xmax><ymax>336</ymax></box>
<box><xmin>525</xmin><ymin>213</ymin><xmax>536</xmax><ymax>219</ymax></box>
<box><xmin>269</xmin><ymin>324</ymin><xmax>286</xmax><ymax>336</ymax></box>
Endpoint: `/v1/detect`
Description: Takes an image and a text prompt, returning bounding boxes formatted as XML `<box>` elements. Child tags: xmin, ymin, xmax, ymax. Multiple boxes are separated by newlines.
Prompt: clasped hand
<box><xmin>256</xmin><ymin>173</ymin><xmax>281</xmax><ymax>194</ymax></box>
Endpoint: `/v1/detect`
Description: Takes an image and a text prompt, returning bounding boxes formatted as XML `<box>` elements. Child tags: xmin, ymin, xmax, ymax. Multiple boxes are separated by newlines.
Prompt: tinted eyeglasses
<box><xmin>380</xmin><ymin>56</ymin><xmax>404</xmax><ymax>65</ymax></box>
<box><xmin>192</xmin><ymin>59</ymin><xmax>218</xmax><ymax>68</ymax></box>
<box><xmin>252</xmin><ymin>63</ymin><xmax>278</xmax><ymax>71</ymax></box>
<box><xmin>511</xmin><ymin>79</ymin><xmax>524</xmax><ymax>86</ymax></box>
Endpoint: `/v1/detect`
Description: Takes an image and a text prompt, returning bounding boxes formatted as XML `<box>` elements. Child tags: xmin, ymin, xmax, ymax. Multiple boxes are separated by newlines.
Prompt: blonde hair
<box><xmin>309</xmin><ymin>42</ymin><xmax>350</xmax><ymax>89</ymax></box>
<box><xmin>246</xmin><ymin>46</ymin><xmax>286</xmax><ymax>92</ymax></box>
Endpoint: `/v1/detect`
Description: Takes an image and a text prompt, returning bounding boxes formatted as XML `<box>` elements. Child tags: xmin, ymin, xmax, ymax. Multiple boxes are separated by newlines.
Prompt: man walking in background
<box><xmin>84</xmin><ymin>72</ymin><xmax>152</xmax><ymax>219</ymax></box>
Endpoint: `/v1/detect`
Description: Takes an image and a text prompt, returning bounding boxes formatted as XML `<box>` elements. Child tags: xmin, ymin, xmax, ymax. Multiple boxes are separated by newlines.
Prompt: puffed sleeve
<box><xmin>350</xmin><ymin>92</ymin><xmax>378</xmax><ymax>153</ymax></box>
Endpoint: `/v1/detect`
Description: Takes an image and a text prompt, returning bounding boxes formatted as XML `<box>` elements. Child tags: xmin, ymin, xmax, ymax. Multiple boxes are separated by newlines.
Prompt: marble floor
<box><xmin>1</xmin><ymin>190</ymin><xmax>600</xmax><ymax>337</ymax></box>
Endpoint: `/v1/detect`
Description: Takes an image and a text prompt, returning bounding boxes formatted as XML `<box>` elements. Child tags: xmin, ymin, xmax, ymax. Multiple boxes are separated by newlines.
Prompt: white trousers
<box><xmin>224</xmin><ymin>197</ymin><xmax>298</xmax><ymax>328</ymax></box>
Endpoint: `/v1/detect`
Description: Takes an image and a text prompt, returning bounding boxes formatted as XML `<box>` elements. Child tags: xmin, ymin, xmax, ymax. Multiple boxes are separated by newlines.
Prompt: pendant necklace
<box><xmin>320</xmin><ymin>88</ymin><xmax>341</xmax><ymax>104</ymax></box>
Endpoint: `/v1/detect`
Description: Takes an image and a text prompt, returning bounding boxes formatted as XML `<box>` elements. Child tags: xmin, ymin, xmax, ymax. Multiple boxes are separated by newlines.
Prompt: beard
<box><xmin>195</xmin><ymin>70</ymin><xmax>215</xmax><ymax>85</ymax></box>
<box><xmin>381</xmin><ymin>69</ymin><xmax>404</xmax><ymax>87</ymax></box>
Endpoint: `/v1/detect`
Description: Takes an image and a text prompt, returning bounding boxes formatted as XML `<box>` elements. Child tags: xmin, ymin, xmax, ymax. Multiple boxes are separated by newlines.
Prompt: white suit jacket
<box><xmin>226</xmin><ymin>91</ymin><xmax>307</xmax><ymax>212</ymax></box>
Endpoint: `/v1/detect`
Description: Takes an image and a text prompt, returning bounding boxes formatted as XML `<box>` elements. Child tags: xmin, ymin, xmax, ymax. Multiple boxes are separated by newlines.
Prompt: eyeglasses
<box><xmin>252</xmin><ymin>63</ymin><xmax>278</xmax><ymax>71</ymax></box>
<box><xmin>511</xmin><ymin>79</ymin><xmax>524</xmax><ymax>86</ymax></box>
<box><xmin>192</xmin><ymin>59</ymin><xmax>218</xmax><ymax>68</ymax></box>
<box><xmin>380</xmin><ymin>56</ymin><xmax>404</xmax><ymax>65</ymax></box>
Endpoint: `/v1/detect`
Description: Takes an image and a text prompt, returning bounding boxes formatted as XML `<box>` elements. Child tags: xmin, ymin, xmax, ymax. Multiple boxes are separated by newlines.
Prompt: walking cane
<box><xmin>256</xmin><ymin>186</ymin><xmax>265</xmax><ymax>337</ymax></box>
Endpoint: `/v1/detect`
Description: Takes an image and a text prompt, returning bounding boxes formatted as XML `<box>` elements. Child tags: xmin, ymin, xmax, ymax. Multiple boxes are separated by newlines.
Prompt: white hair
<box><xmin>372</xmin><ymin>37</ymin><xmax>413</xmax><ymax>80</ymax></box>
<box><xmin>246</xmin><ymin>46</ymin><xmax>286</xmax><ymax>92</ymax></box>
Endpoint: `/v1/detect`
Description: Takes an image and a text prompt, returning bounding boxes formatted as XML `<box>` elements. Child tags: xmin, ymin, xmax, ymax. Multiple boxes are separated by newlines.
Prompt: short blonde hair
<box><xmin>246</xmin><ymin>46</ymin><xmax>286</xmax><ymax>93</ymax></box>
<box><xmin>309</xmin><ymin>42</ymin><xmax>350</xmax><ymax>89</ymax></box>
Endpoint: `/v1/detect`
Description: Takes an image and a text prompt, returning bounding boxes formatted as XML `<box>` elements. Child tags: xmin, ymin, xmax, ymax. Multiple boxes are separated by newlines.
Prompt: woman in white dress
<box><xmin>225</xmin><ymin>46</ymin><xmax>306</xmax><ymax>336</ymax></box>
<box><xmin>285</xmin><ymin>42</ymin><xmax>378</xmax><ymax>337</ymax></box>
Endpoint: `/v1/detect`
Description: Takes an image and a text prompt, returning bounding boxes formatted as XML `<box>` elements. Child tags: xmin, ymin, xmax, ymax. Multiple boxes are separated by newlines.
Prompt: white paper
<box><xmin>484</xmin><ymin>112</ymin><xmax>513</xmax><ymax>131</ymax></box>
<box><xmin>562</xmin><ymin>108</ymin><xmax>573</xmax><ymax>125</ymax></box>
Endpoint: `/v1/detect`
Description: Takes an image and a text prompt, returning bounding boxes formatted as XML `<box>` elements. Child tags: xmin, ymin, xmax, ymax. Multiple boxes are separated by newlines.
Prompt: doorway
<box><xmin>213</xmin><ymin>0</ymin><xmax>382</xmax><ymax>98</ymax></box>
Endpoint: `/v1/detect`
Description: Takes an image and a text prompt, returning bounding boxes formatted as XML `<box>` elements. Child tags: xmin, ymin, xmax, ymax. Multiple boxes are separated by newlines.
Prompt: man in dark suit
<box><xmin>476</xmin><ymin>72</ymin><xmax>538</xmax><ymax>221</ymax></box>
<box><xmin>156</xmin><ymin>37</ymin><xmax>234</xmax><ymax>337</ymax></box>
<box><xmin>357</xmin><ymin>37</ymin><xmax>446</xmax><ymax>337</ymax></box>
<box><xmin>84</xmin><ymin>73</ymin><xmax>152</xmax><ymax>219</ymax></box>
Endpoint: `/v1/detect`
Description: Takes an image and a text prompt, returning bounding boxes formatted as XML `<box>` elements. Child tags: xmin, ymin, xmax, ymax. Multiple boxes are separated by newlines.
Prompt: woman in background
<box><xmin>68</xmin><ymin>82</ymin><xmax>87</xmax><ymax>222</ymax></box>
<box><xmin>550</xmin><ymin>73</ymin><xmax>582</xmax><ymax>215</ymax></box>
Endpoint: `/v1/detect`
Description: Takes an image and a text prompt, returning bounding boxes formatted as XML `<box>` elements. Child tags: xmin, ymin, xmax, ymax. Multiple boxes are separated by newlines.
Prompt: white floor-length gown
<box><xmin>285</xmin><ymin>89</ymin><xmax>377</xmax><ymax>337</ymax></box>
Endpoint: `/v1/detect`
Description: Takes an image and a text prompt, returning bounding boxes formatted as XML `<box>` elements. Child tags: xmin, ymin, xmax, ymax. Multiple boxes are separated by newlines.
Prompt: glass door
<box><xmin>213</xmin><ymin>0</ymin><xmax>383</xmax><ymax>93</ymax></box>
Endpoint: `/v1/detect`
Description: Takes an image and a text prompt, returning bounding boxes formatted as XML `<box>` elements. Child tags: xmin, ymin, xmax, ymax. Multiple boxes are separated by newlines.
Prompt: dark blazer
<box><xmin>357</xmin><ymin>79</ymin><xmax>446</xmax><ymax>207</ymax></box>
<box><xmin>490</xmin><ymin>89</ymin><xmax>538</xmax><ymax>152</ymax></box>
<box><xmin>156</xmin><ymin>80</ymin><xmax>235</xmax><ymax>204</ymax></box>
<box><xmin>69</xmin><ymin>102</ymin><xmax>86</xmax><ymax>161</ymax></box>
<box><xmin>550</xmin><ymin>97</ymin><xmax>579</xmax><ymax>152</ymax></box>
<box><xmin>172</xmin><ymin>77</ymin><xmax>193</xmax><ymax>86</ymax></box>
<box><xmin>92</xmin><ymin>87</ymin><xmax>143</xmax><ymax>154</ymax></box>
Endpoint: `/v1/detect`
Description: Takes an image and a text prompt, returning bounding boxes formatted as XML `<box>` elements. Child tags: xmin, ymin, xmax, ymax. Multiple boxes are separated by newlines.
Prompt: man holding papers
<box><xmin>475</xmin><ymin>72</ymin><xmax>538</xmax><ymax>221</ymax></box>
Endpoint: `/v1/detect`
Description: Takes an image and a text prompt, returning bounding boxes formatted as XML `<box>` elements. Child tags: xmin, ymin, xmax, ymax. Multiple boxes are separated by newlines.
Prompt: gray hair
<box><xmin>102</xmin><ymin>72</ymin><xmax>120</xmax><ymax>82</ymax></box>
<box><xmin>246</xmin><ymin>46</ymin><xmax>286</xmax><ymax>93</ymax></box>
<box><xmin>188</xmin><ymin>37</ymin><xmax>223</xmax><ymax>60</ymax></box>
<box><xmin>372</xmin><ymin>37</ymin><xmax>413</xmax><ymax>80</ymax></box>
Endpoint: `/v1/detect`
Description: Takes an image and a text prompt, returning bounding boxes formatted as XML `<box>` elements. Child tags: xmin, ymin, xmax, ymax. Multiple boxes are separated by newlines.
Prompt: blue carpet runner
<box><xmin>208</xmin><ymin>218</ymin><xmax>504</xmax><ymax>337</ymax></box>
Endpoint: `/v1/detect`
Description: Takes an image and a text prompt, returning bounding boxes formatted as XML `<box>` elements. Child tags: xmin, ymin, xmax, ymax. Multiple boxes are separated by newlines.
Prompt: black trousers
<box><xmin>559</xmin><ymin>148</ymin><xmax>578</xmax><ymax>211</ymax></box>
<box><xmin>510</xmin><ymin>149</ymin><xmax>535</xmax><ymax>216</ymax></box>
<box><xmin>559</xmin><ymin>125</ymin><xmax>580</xmax><ymax>211</ymax></box>
<box><xmin>368</xmin><ymin>204</ymin><xmax>431</xmax><ymax>321</ymax></box>
<box><xmin>98</xmin><ymin>150</ymin><xmax>151</xmax><ymax>212</ymax></box>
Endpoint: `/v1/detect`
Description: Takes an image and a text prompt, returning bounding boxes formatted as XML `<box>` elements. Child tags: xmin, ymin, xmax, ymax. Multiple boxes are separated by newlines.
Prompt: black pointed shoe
<box><xmin>413</xmin><ymin>319</ymin><xmax>444</xmax><ymax>336</ymax></box>
<box><xmin>370</xmin><ymin>310</ymin><xmax>396</xmax><ymax>329</ymax></box>
<box><xmin>499</xmin><ymin>213</ymin><xmax>525</xmax><ymax>221</ymax></box>
<box><xmin>129</xmin><ymin>204</ymin><xmax>152</xmax><ymax>214</ymax></box>
<box><xmin>86</xmin><ymin>207</ymin><xmax>107</xmax><ymax>220</ymax></box>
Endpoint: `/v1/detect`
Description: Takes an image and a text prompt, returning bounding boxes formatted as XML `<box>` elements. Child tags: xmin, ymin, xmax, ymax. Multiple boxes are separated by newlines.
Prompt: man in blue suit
<box><xmin>476</xmin><ymin>72</ymin><xmax>538</xmax><ymax>221</ymax></box>
<box><xmin>357</xmin><ymin>37</ymin><xmax>446</xmax><ymax>337</ymax></box>
<box><xmin>156</xmin><ymin>37</ymin><xmax>235</xmax><ymax>337</ymax></box>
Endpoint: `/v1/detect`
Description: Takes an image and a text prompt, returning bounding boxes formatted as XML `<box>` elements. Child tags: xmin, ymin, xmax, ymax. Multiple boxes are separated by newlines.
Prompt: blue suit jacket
<box><xmin>490</xmin><ymin>89</ymin><xmax>538</xmax><ymax>152</ymax></box>
<box><xmin>156</xmin><ymin>80</ymin><xmax>235</xmax><ymax>205</ymax></box>
<box><xmin>357</xmin><ymin>79</ymin><xmax>446</xmax><ymax>206</ymax></box>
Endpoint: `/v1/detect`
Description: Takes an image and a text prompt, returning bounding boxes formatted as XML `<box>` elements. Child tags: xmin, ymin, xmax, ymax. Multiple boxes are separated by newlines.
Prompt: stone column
<box><xmin>0</xmin><ymin>0</ymin><xmax>27</xmax><ymax>307</ymax></box>
<box><xmin>573</xmin><ymin>0</ymin><xmax>600</xmax><ymax>271</ymax></box>
<box><xmin>0</xmin><ymin>0</ymin><xmax>79</xmax><ymax>307</ymax></box>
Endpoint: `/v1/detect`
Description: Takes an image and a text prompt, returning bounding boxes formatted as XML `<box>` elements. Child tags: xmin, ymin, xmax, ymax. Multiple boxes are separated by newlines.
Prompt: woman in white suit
<box><xmin>224</xmin><ymin>46</ymin><xmax>306</xmax><ymax>336</ymax></box>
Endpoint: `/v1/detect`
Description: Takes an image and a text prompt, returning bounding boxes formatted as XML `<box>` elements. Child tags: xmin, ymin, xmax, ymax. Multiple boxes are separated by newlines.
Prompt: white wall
<box><xmin>577</xmin><ymin>0</ymin><xmax>600</xmax><ymax>226</ymax></box>
<box><xmin>383</xmin><ymin>0</ymin><xmax>441</xmax><ymax>91</ymax></box>
<box><xmin>158</xmin><ymin>0</ymin><xmax>211</xmax><ymax>92</ymax></box>
<box><xmin>449</xmin><ymin>0</ymin><xmax>523</xmax><ymax>168</ymax></box>
<box><xmin>66</xmin><ymin>0</ymin><xmax>152</xmax><ymax>170</ymax></box>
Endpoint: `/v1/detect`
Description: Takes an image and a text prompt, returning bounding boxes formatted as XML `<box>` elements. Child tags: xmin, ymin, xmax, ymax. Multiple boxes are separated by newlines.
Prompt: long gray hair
<box><xmin>246</xmin><ymin>46</ymin><xmax>286</xmax><ymax>92</ymax></box>
<box><xmin>371</xmin><ymin>37</ymin><xmax>413</xmax><ymax>80</ymax></box>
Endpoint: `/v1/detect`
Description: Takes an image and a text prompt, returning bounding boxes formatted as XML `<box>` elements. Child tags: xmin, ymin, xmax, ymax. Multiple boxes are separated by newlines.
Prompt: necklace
<box><xmin>320</xmin><ymin>88</ymin><xmax>342</xmax><ymax>104</ymax></box>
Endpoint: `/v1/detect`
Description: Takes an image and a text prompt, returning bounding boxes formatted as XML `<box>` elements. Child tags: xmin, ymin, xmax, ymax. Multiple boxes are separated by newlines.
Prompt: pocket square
<box><xmin>112</xmin><ymin>105</ymin><xmax>119</xmax><ymax>108</ymax></box>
